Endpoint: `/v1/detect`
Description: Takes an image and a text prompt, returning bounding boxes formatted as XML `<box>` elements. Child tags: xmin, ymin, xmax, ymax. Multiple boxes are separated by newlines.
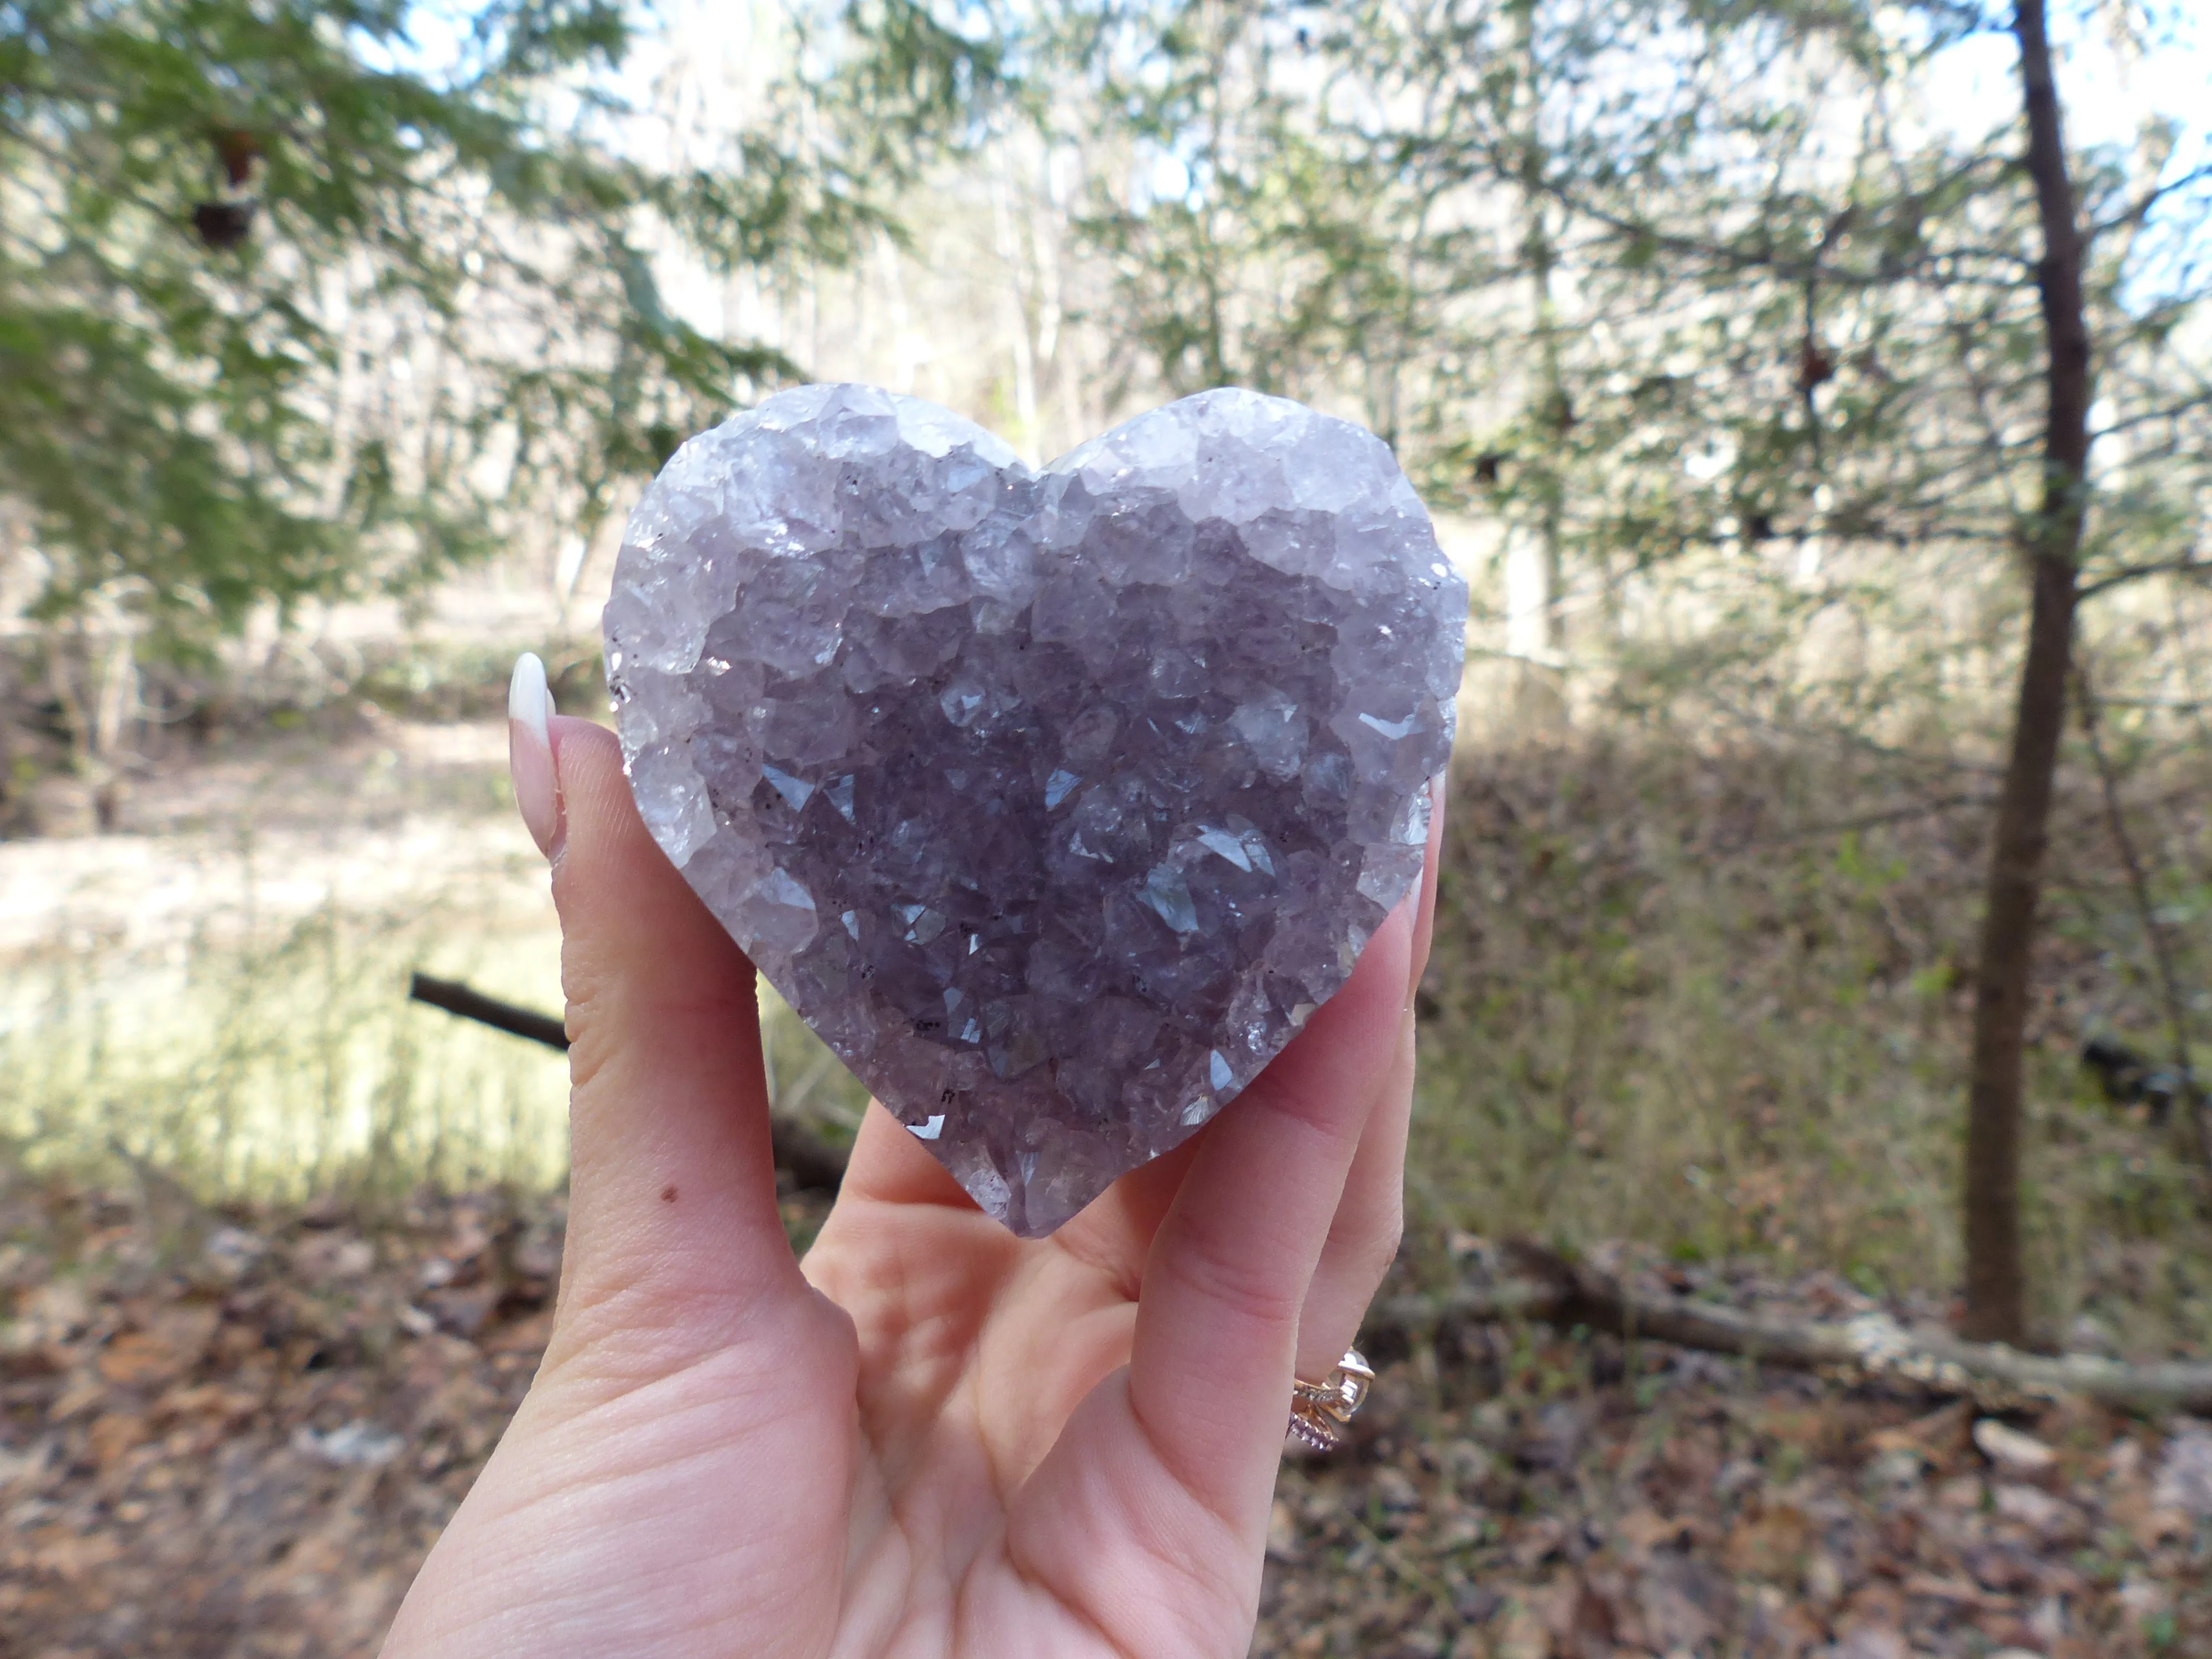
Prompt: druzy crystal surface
<box><xmin>606</xmin><ymin>384</ymin><xmax>1466</xmax><ymax>1236</ymax></box>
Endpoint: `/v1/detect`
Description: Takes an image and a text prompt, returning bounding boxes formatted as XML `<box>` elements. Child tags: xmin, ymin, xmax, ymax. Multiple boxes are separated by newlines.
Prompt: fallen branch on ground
<box><xmin>390</xmin><ymin>989</ymin><xmax>2212</xmax><ymax>1406</ymax></box>
<box><xmin>408</xmin><ymin>972</ymin><xmax>570</xmax><ymax>1050</ymax></box>
<box><xmin>406</xmin><ymin>972</ymin><xmax>851</xmax><ymax>1193</ymax></box>
<box><xmin>1373</xmin><ymin>1242</ymin><xmax>2212</xmax><ymax>1414</ymax></box>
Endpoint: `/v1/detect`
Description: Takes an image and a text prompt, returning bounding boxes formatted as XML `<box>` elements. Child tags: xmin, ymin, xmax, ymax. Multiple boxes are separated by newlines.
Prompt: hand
<box><xmin>382</xmin><ymin>687</ymin><xmax>1441</xmax><ymax>1658</ymax></box>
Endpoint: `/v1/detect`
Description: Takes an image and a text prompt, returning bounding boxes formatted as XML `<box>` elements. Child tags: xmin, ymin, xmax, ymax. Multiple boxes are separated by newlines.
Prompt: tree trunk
<box><xmin>1959</xmin><ymin>0</ymin><xmax>2094</xmax><ymax>1345</ymax></box>
<box><xmin>1509</xmin><ymin>0</ymin><xmax>1571</xmax><ymax>731</ymax></box>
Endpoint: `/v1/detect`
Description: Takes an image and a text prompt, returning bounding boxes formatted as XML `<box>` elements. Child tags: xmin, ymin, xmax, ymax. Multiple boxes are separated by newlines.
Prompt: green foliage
<box><xmin>814</xmin><ymin>0</ymin><xmax>1005</xmax><ymax>176</ymax></box>
<box><xmin>865</xmin><ymin>0</ymin><xmax>2210</xmax><ymax>657</ymax></box>
<box><xmin>0</xmin><ymin>0</ymin><xmax>873</xmax><ymax>638</ymax></box>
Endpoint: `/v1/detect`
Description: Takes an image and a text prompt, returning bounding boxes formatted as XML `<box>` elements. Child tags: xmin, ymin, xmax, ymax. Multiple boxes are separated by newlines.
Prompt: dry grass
<box><xmin>0</xmin><ymin>882</ymin><xmax>866</xmax><ymax>1208</ymax></box>
<box><xmin>3</xmin><ymin>685</ymin><xmax>2206</xmax><ymax>1355</ymax></box>
<box><xmin>0</xmin><ymin>693</ymin><xmax>866</xmax><ymax>1213</ymax></box>
<box><xmin>1411</xmin><ymin>730</ymin><xmax>2212</xmax><ymax>1355</ymax></box>
<box><xmin>0</xmin><ymin>878</ymin><xmax>573</xmax><ymax>1201</ymax></box>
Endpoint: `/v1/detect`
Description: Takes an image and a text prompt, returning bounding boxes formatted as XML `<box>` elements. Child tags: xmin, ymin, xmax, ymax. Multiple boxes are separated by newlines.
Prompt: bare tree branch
<box><xmin>2086</xmin><ymin>160</ymin><xmax>2212</xmax><ymax>244</ymax></box>
<box><xmin>2079</xmin><ymin>559</ymin><xmax>2212</xmax><ymax>601</ymax></box>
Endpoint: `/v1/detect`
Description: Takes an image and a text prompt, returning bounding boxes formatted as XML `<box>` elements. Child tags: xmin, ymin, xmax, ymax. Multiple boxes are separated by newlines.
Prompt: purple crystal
<box><xmin>606</xmin><ymin>385</ymin><xmax>1465</xmax><ymax>1235</ymax></box>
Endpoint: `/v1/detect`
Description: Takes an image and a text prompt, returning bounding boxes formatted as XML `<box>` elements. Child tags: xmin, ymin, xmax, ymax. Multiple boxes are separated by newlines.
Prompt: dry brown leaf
<box><xmin>1724</xmin><ymin>1503</ymin><xmax>1811</xmax><ymax>1582</ymax></box>
<box><xmin>2104</xmin><ymin>1435</ymin><xmax>2146</xmax><ymax>1487</ymax></box>
<box><xmin>1975</xmin><ymin>1617</ymin><xmax>2045</xmax><ymax>1655</ymax></box>
<box><xmin>1840</xmin><ymin>1582</ymin><xmax>1905</xmax><ymax>1629</ymax></box>
<box><xmin>1508</xmin><ymin>1514</ymin><xmax>1567</xmax><ymax>1569</ymax></box>
<box><xmin>1901</xmin><ymin>1571</ymin><xmax>2010</xmax><ymax>1610</ymax></box>
<box><xmin>1962</xmin><ymin>1547</ymin><xmax>2038</xmax><ymax>1600</ymax></box>
<box><xmin>423</xmin><ymin>1282</ymin><xmax>500</xmax><ymax>1338</ymax></box>
<box><xmin>1542</xmin><ymin>1569</ymin><xmax>1615</xmax><ymax>1648</ymax></box>
<box><xmin>481</xmin><ymin>1308</ymin><xmax>553</xmax><ymax>1355</ymax></box>
<box><xmin>85</xmin><ymin>1411</ymin><xmax>151</xmax><ymax>1469</ymax></box>
<box><xmin>2110</xmin><ymin>1487</ymin><xmax>2191</xmax><ymax>1550</ymax></box>
<box><xmin>1752</xmin><ymin>1406</ymin><xmax>1838</xmax><ymax>1454</ymax></box>
<box><xmin>156</xmin><ymin>1380</ymin><xmax>267</xmax><ymax>1424</ymax></box>
<box><xmin>1866</xmin><ymin>1401</ymin><xmax>1973</xmax><ymax>1470</ymax></box>
<box><xmin>17</xmin><ymin>1279</ymin><xmax>92</xmax><ymax>1340</ymax></box>
<box><xmin>47</xmin><ymin>1369</ymin><xmax>107</xmax><ymax>1421</ymax></box>
<box><xmin>96</xmin><ymin>1304</ymin><xmax>218</xmax><ymax>1388</ymax></box>
<box><xmin>30</xmin><ymin>1525</ymin><xmax>124</xmax><ymax>1581</ymax></box>
<box><xmin>1613</xmin><ymin>1505</ymin><xmax>1690</xmax><ymax>1559</ymax></box>
<box><xmin>0</xmin><ymin>1325</ymin><xmax>67</xmax><ymax>1378</ymax></box>
<box><xmin>1934</xmin><ymin>1473</ymin><xmax>1985</xmax><ymax>1510</ymax></box>
<box><xmin>1493</xmin><ymin>1598</ymin><xmax>1552</xmax><ymax>1659</ymax></box>
<box><xmin>1886</xmin><ymin>1399</ymin><xmax>1971</xmax><ymax>1453</ymax></box>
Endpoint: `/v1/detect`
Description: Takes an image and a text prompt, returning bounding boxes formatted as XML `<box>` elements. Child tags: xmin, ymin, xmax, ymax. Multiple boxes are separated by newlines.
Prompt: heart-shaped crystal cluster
<box><xmin>606</xmin><ymin>385</ymin><xmax>1464</xmax><ymax>1235</ymax></box>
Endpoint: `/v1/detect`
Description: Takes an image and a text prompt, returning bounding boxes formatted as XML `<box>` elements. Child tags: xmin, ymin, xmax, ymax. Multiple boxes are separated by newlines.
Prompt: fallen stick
<box><xmin>406</xmin><ymin>971</ymin><xmax>851</xmax><ymax>1193</ymax></box>
<box><xmin>408</xmin><ymin>972</ymin><xmax>570</xmax><ymax>1051</ymax></box>
<box><xmin>1374</xmin><ymin>1243</ymin><xmax>2212</xmax><ymax>1415</ymax></box>
<box><xmin>388</xmin><ymin>993</ymin><xmax>2212</xmax><ymax>1404</ymax></box>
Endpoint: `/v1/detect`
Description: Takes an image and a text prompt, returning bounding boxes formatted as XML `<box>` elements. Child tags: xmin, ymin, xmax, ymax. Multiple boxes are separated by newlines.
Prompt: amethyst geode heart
<box><xmin>605</xmin><ymin>385</ymin><xmax>1465</xmax><ymax>1236</ymax></box>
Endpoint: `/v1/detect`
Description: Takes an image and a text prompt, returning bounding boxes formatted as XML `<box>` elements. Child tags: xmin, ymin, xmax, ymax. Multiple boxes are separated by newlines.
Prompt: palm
<box><xmin>806</xmin><ymin>1137</ymin><xmax>1256</xmax><ymax>1653</ymax></box>
<box><xmin>382</xmin><ymin>718</ymin><xmax>1433</xmax><ymax>1659</ymax></box>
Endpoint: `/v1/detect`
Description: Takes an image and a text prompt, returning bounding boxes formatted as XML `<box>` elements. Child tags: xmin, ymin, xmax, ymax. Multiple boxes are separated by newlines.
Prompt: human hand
<box><xmin>381</xmin><ymin>671</ymin><xmax>1441</xmax><ymax>1658</ymax></box>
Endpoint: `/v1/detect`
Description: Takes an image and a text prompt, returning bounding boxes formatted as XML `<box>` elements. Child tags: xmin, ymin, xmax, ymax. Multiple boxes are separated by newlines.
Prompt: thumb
<box><xmin>508</xmin><ymin>655</ymin><xmax>804</xmax><ymax>1352</ymax></box>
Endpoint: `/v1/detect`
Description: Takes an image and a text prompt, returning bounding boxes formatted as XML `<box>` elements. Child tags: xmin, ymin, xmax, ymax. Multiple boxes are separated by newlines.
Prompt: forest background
<box><xmin>3</xmin><ymin>0</ymin><xmax>2212</xmax><ymax>1653</ymax></box>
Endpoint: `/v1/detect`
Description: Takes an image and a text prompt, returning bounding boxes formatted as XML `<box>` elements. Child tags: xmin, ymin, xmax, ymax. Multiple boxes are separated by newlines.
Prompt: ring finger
<box><xmin>1292</xmin><ymin>779</ymin><xmax>1445</xmax><ymax>1387</ymax></box>
<box><xmin>1291</xmin><ymin>1010</ymin><xmax>1416</xmax><ymax>1384</ymax></box>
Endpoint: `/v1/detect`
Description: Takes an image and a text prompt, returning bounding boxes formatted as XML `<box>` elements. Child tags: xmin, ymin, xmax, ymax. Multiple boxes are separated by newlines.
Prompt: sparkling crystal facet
<box><xmin>607</xmin><ymin>385</ymin><xmax>1466</xmax><ymax>1235</ymax></box>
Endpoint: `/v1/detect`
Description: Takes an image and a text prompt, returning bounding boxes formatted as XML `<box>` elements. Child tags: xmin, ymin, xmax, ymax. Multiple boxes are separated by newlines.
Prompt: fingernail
<box><xmin>509</xmin><ymin>653</ymin><xmax>562</xmax><ymax>859</ymax></box>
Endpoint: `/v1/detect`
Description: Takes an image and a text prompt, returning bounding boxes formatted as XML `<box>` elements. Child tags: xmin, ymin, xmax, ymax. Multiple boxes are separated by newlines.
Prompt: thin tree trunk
<box><xmin>1507</xmin><ymin>0</ymin><xmax>1570</xmax><ymax>734</ymax></box>
<box><xmin>1513</xmin><ymin>0</ymin><xmax>1566</xmax><ymax>664</ymax></box>
<box><xmin>1959</xmin><ymin>0</ymin><xmax>2094</xmax><ymax>1345</ymax></box>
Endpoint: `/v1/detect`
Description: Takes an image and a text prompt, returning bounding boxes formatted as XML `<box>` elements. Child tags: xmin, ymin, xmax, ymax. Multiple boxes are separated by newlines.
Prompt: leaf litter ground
<box><xmin>2</xmin><ymin>1167</ymin><xmax>2208</xmax><ymax>1657</ymax></box>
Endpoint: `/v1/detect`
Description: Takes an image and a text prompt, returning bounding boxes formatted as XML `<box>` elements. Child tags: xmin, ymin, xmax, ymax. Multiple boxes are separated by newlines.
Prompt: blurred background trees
<box><xmin>3</xmin><ymin>0</ymin><xmax>2210</xmax><ymax>1349</ymax></box>
<box><xmin>836</xmin><ymin>0</ymin><xmax>2212</xmax><ymax>1340</ymax></box>
<box><xmin>1</xmin><ymin>0</ymin><xmax>874</xmax><ymax>783</ymax></box>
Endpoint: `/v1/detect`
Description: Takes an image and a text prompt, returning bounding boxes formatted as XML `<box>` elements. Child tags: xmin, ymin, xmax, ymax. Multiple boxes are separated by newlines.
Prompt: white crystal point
<box><xmin>607</xmin><ymin>385</ymin><xmax>1466</xmax><ymax>1237</ymax></box>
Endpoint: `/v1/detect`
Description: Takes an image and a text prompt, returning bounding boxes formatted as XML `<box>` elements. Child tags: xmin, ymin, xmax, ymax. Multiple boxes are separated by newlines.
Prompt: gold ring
<box><xmin>1287</xmin><ymin>1349</ymin><xmax>1374</xmax><ymax>1452</ymax></box>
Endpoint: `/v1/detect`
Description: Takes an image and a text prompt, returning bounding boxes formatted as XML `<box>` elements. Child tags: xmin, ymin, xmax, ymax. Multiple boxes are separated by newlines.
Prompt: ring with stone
<box><xmin>1287</xmin><ymin>1349</ymin><xmax>1375</xmax><ymax>1452</ymax></box>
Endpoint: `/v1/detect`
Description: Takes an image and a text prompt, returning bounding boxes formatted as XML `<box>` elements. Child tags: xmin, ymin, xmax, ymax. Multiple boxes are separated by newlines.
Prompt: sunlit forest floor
<box><xmin>3</xmin><ymin>658</ymin><xmax>2210</xmax><ymax>1654</ymax></box>
<box><xmin>1</xmin><ymin>698</ymin><xmax>575</xmax><ymax>1204</ymax></box>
